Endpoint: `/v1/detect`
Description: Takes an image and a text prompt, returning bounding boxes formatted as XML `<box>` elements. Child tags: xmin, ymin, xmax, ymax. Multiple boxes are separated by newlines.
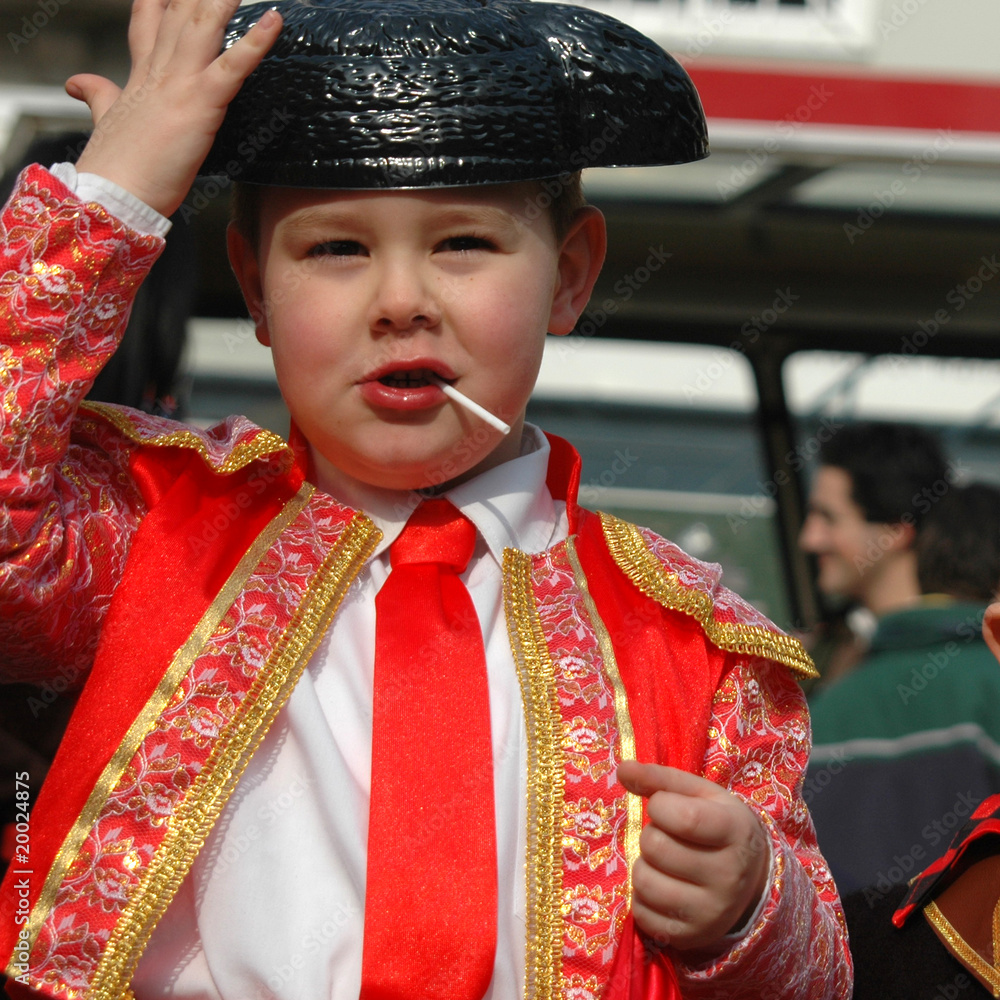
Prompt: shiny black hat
<box><xmin>201</xmin><ymin>0</ymin><xmax>709</xmax><ymax>188</ymax></box>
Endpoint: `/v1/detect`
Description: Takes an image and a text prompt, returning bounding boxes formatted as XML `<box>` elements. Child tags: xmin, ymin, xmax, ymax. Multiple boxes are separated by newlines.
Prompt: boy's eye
<box><xmin>309</xmin><ymin>240</ymin><xmax>366</xmax><ymax>257</ymax></box>
<box><xmin>437</xmin><ymin>235</ymin><xmax>495</xmax><ymax>253</ymax></box>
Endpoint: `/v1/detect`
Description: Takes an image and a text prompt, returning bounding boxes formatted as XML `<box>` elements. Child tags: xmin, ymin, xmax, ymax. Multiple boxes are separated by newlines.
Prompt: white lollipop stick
<box><xmin>429</xmin><ymin>376</ymin><xmax>511</xmax><ymax>435</ymax></box>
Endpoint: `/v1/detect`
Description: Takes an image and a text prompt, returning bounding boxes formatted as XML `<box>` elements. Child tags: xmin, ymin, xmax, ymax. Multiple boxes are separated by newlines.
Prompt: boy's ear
<box><xmin>226</xmin><ymin>223</ymin><xmax>271</xmax><ymax>347</ymax></box>
<box><xmin>548</xmin><ymin>206</ymin><xmax>607</xmax><ymax>337</ymax></box>
<box><xmin>984</xmin><ymin>602</ymin><xmax>1000</xmax><ymax>664</ymax></box>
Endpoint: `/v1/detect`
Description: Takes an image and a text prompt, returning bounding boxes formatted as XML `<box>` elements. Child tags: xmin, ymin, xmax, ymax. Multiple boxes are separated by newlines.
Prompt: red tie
<box><xmin>361</xmin><ymin>499</ymin><xmax>498</xmax><ymax>1000</ymax></box>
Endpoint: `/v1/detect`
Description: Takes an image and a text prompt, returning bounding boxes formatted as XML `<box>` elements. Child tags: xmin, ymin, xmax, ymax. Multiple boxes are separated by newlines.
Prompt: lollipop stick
<box><xmin>430</xmin><ymin>376</ymin><xmax>511</xmax><ymax>435</ymax></box>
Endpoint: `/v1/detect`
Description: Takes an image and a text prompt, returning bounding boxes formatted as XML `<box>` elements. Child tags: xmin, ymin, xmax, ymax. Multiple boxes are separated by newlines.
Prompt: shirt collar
<box><xmin>318</xmin><ymin>424</ymin><xmax>561</xmax><ymax>561</ymax></box>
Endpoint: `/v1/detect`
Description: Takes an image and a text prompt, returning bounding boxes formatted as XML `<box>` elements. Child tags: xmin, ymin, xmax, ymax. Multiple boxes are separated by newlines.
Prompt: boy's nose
<box><xmin>369</xmin><ymin>261</ymin><xmax>441</xmax><ymax>334</ymax></box>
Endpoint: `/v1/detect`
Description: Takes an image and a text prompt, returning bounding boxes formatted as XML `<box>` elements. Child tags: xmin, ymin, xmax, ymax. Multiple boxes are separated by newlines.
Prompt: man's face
<box><xmin>799</xmin><ymin>465</ymin><xmax>894</xmax><ymax>601</ymax></box>
<box><xmin>229</xmin><ymin>182</ymin><xmax>601</xmax><ymax>491</ymax></box>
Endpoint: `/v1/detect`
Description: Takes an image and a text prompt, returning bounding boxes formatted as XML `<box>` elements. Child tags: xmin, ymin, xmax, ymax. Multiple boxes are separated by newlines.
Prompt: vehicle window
<box><xmin>531</xmin><ymin>337</ymin><xmax>792</xmax><ymax>626</ymax></box>
<box><xmin>784</xmin><ymin>351</ymin><xmax>1000</xmax><ymax>487</ymax></box>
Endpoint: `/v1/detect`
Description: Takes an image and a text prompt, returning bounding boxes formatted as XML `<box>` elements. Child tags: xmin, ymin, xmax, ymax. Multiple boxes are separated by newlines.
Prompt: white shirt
<box><xmin>132</xmin><ymin>427</ymin><xmax>569</xmax><ymax>1000</ymax></box>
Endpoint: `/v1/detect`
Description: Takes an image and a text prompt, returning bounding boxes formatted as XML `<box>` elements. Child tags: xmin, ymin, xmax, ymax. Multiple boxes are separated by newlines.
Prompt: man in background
<box><xmin>805</xmin><ymin>466</ymin><xmax>1000</xmax><ymax>895</ymax></box>
<box><xmin>799</xmin><ymin>422</ymin><xmax>950</xmax><ymax>625</ymax></box>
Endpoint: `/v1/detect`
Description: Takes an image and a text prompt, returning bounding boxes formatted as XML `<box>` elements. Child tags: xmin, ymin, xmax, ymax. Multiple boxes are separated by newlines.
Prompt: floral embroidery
<box><xmin>563</xmin><ymin>883</ymin><xmax>614</xmax><ymax>925</ymax></box>
<box><xmin>529</xmin><ymin>544</ymin><xmax>632</xmax><ymax>988</ymax></box>
<box><xmin>563</xmin><ymin>798</ymin><xmax>617</xmax><ymax>841</ymax></box>
<box><xmin>80</xmin><ymin>867</ymin><xmax>134</xmax><ymax>913</ymax></box>
<box><xmin>125</xmin><ymin>781</ymin><xmax>182</xmax><ymax>827</ymax></box>
<box><xmin>564</xmin><ymin>716</ymin><xmax>611</xmax><ymax>756</ymax></box>
<box><xmin>0</xmin><ymin>167</ymin><xmax>163</xmax><ymax>688</ymax></box>
<box><xmin>565</xmin><ymin>974</ymin><xmax>601</xmax><ymax>1000</ymax></box>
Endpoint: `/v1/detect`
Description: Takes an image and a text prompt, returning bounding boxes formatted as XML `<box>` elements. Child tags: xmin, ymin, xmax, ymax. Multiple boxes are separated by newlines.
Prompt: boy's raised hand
<box><xmin>68</xmin><ymin>0</ymin><xmax>282</xmax><ymax>219</ymax></box>
<box><xmin>617</xmin><ymin>760</ymin><xmax>770</xmax><ymax>953</ymax></box>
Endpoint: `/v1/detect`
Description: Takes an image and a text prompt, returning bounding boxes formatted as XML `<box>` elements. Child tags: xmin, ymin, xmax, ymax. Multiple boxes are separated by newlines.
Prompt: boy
<box><xmin>0</xmin><ymin>0</ymin><xmax>851</xmax><ymax>997</ymax></box>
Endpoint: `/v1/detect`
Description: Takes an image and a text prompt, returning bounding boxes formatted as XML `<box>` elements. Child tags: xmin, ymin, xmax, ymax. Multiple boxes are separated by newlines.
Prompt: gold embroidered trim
<box><xmin>925</xmin><ymin>900</ymin><xmax>1000</xmax><ymax>995</ymax></box>
<box><xmin>87</xmin><ymin>508</ymin><xmax>379</xmax><ymax>1000</ymax></box>
<box><xmin>599</xmin><ymin>513</ymin><xmax>817</xmax><ymax>679</ymax></box>
<box><xmin>993</xmin><ymin>896</ymin><xmax>1000</xmax><ymax>977</ymax></box>
<box><xmin>13</xmin><ymin>482</ymin><xmax>317</xmax><ymax>971</ymax></box>
<box><xmin>565</xmin><ymin>537</ymin><xmax>641</xmax><ymax>894</ymax></box>
<box><xmin>504</xmin><ymin>548</ymin><xmax>564</xmax><ymax>1000</ymax></box>
<box><xmin>81</xmin><ymin>400</ymin><xmax>291</xmax><ymax>474</ymax></box>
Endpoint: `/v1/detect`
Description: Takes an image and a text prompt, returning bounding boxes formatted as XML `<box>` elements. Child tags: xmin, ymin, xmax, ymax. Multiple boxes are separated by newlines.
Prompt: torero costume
<box><xmin>0</xmin><ymin>2</ymin><xmax>851</xmax><ymax>998</ymax></box>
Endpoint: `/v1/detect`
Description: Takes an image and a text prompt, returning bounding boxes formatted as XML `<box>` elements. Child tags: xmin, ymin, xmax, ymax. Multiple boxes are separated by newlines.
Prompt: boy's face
<box><xmin>229</xmin><ymin>182</ymin><xmax>603</xmax><ymax>491</ymax></box>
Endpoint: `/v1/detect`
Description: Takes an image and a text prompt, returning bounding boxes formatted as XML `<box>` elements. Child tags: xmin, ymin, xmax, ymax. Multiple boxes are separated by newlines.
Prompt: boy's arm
<box><xmin>666</xmin><ymin>656</ymin><xmax>852</xmax><ymax>999</ymax></box>
<box><xmin>0</xmin><ymin>165</ymin><xmax>164</xmax><ymax>681</ymax></box>
<box><xmin>0</xmin><ymin>0</ymin><xmax>283</xmax><ymax>683</ymax></box>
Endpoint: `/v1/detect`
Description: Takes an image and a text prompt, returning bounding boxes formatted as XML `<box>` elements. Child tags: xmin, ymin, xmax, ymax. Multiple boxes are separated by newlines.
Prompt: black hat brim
<box><xmin>200</xmin><ymin>0</ymin><xmax>709</xmax><ymax>189</ymax></box>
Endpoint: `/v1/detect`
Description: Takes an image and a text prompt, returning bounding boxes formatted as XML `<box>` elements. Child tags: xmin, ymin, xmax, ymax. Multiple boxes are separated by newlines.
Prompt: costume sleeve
<box><xmin>670</xmin><ymin>655</ymin><xmax>853</xmax><ymax>999</ymax></box>
<box><xmin>0</xmin><ymin>164</ymin><xmax>164</xmax><ymax>684</ymax></box>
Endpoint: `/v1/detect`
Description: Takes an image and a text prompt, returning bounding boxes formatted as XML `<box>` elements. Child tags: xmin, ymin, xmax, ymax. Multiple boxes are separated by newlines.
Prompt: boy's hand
<box><xmin>68</xmin><ymin>0</ymin><xmax>282</xmax><ymax>218</ymax></box>
<box><xmin>617</xmin><ymin>761</ymin><xmax>770</xmax><ymax>954</ymax></box>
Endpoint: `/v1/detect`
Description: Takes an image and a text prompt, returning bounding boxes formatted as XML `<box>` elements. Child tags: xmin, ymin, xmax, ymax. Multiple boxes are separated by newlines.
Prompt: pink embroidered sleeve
<box><xmin>672</xmin><ymin>656</ymin><xmax>853</xmax><ymax>999</ymax></box>
<box><xmin>0</xmin><ymin>165</ymin><xmax>164</xmax><ymax>684</ymax></box>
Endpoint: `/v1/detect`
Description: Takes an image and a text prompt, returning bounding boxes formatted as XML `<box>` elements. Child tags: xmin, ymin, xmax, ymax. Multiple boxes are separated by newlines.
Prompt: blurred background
<box><xmin>2</xmin><ymin>0</ymin><xmax>999</xmax><ymax>632</ymax></box>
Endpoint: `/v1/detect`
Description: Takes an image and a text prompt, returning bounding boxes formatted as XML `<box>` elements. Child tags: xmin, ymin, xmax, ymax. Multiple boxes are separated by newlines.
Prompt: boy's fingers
<box><xmin>64</xmin><ymin>75</ymin><xmax>122</xmax><ymax>126</ymax></box>
<box><xmin>148</xmin><ymin>0</ymin><xmax>224</xmax><ymax>74</ymax></box>
<box><xmin>617</xmin><ymin>760</ymin><xmax>724</xmax><ymax>801</ymax></box>
<box><xmin>126</xmin><ymin>0</ymin><xmax>172</xmax><ymax>61</ymax></box>
<box><xmin>170</xmin><ymin>0</ymin><xmax>262</xmax><ymax>71</ymax></box>
<box><xmin>637</xmin><ymin>822</ymin><xmax>718</xmax><ymax>883</ymax></box>
<box><xmin>211</xmin><ymin>8</ymin><xmax>283</xmax><ymax>87</ymax></box>
<box><xmin>632</xmin><ymin>859</ymin><xmax>701</xmax><ymax>920</ymax></box>
<box><xmin>619</xmin><ymin>761</ymin><xmax>745</xmax><ymax>847</ymax></box>
<box><xmin>649</xmin><ymin>792</ymin><xmax>737</xmax><ymax>849</ymax></box>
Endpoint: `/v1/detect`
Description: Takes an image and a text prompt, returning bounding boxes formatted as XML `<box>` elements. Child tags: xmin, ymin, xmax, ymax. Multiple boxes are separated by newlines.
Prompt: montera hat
<box><xmin>201</xmin><ymin>0</ymin><xmax>709</xmax><ymax>188</ymax></box>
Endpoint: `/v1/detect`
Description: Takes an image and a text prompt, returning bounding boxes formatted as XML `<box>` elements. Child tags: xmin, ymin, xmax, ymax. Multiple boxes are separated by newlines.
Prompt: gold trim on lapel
<box><xmin>925</xmin><ymin>900</ymin><xmax>1000</xmax><ymax>996</ymax></box>
<box><xmin>81</xmin><ymin>401</ymin><xmax>291</xmax><ymax>474</ymax></box>
<box><xmin>565</xmin><ymin>536</ymin><xmax>641</xmax><ymax>894</ymax></box>
<box><xmin>503</xmin><ymin>548</ymin><xmax>564</xmax><ymax>1000</ymax></box>
<box><xmin>17</xmin><ymin>482</ymin><xmax>317</xmax><ymax>966</ymax></box>
<box><xmin>86</xmin><ymin>508</ymin><xmax>379</xmax><ymax>1000</ymax></box>
<box><xmin>600</xmin><ymin>513</ymin><xmax>817</xmax><ymax>679</ymax></box>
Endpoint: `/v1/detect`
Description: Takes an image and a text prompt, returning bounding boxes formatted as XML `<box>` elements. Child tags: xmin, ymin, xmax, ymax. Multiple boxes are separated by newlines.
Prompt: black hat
<box><xmin>201</xmin><ymin>0</ymin><xmax>709</xmax><ymax>188</ymax></box>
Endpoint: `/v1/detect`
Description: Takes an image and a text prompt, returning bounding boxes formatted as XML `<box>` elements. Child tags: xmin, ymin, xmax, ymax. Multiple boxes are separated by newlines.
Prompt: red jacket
<box><xmin>0</xmin><ymin>164</ymin><xmax>851</xmax><ymax>1000</ymax></box>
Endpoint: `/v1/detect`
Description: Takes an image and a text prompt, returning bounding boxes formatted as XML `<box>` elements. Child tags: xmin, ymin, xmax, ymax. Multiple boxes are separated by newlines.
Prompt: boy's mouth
<box><xmin>377</xmin><ymin>368</ymin><xmax>448</xmax><ymax>388</ymax></box>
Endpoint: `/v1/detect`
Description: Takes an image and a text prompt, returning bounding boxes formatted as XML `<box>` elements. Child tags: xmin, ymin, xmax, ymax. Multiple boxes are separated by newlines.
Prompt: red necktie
<box><xmin>361</xmin><ymin>499</ymin><xmax>498</xmax><ymax>1000</ymax></box>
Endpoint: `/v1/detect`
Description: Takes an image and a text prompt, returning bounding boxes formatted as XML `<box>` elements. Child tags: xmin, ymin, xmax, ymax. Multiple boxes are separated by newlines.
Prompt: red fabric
<box><xmin>361</xmin><ymin>499</ymin><xmax>497</xmax><ymax>999</ymax></box>
<box><xmin>574</xmin><ymin>509</ymin><xmax>726</xmax><ymax>1000</ymax></box>
<box><xmin>0</xmin><ymin>441</ymin><xmax>301</xmax><ymax>965</ymax></box>
<box><xmin>603</xmin><ymin>915</ymin><xmax>682</xmax><ymax>1000</ymax></box>
<box><xmin>543</xmin><ymin>432</ymin><xmax>581</xmax><ymax>534</ymax></box>
<box><xmin>574</xmin><ymin>509</ymin><xmax>724</xmax><ymax>777</ymax></box>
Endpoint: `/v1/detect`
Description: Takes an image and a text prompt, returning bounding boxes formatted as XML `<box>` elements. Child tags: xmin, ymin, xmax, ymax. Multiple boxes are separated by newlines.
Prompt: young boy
<box><xmin>0</xmin><ymin>0</ymin><xmax>851</xmax><ymax>997</ymax></box>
